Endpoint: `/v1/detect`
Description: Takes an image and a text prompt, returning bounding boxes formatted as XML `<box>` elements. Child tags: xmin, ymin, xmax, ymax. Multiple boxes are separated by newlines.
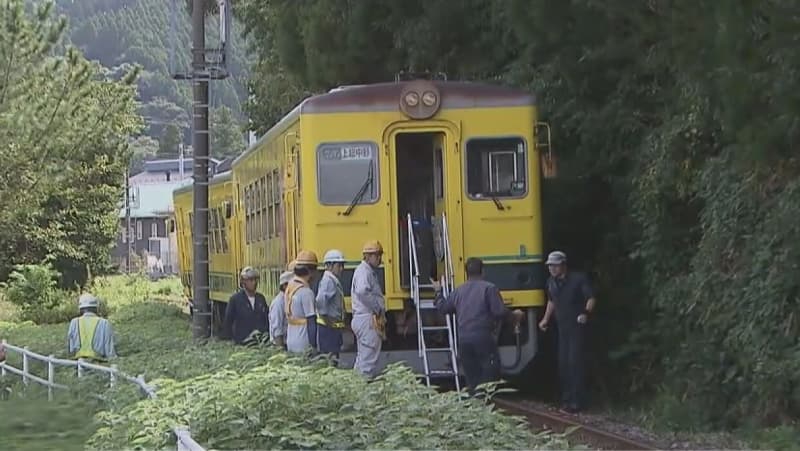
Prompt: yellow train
<box><xmin>173</xmin><ymin>78</ymin><xmax>552</xmax><ymax>376</ymax></box>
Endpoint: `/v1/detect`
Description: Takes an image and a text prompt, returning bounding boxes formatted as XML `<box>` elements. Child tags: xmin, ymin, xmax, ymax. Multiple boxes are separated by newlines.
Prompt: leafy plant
<box><xmin>90</xmin><ymin>356</ymin><xmax>573</xmax><ymax>450</ymax></box>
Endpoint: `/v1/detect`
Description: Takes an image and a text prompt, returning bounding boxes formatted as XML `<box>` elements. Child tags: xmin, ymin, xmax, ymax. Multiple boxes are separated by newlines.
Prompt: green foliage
<box><xmin>211</xmin><ymin>105</ymin><xmax>246</xmax><ymax>159</ymax></box>
<box><xmin>158</xmin><ymin>123</ymin><xmax>183</xmax><ymax>158</ymax></box>
<box><xmin>89</xmin><ymin>355</ymin><xmax>570</xmax><ymax>450</ymax></box>
<box><xmin>0</xmin><ymin>0</ymin><xmax>141</xmax><ymax>284</ymax></box>
<box><xmin>236</xmin><ymin>0</ymin><xmax>800</xmax><ymax>432</ymax></box>
<box><xmin>0</xmin><ymin>262</ymin><xmax>80</xmax><ymax>324</ymax></box>
<box><xmin>57</xmin><ymin>0</ymin><xmax>249</xmax><ymax>148</ymax></box>
<box><xmin>0</xmin><ymin>392</ymin><xmax>99</xmax><ymax>451</ymax></box>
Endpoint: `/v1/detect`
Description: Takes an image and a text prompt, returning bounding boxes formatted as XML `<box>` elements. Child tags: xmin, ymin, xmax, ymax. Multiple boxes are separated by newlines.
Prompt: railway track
<box><xmin>493</xmin><ymin>398</ymin><xmax>660</xmax><ymax>450</ymax></box>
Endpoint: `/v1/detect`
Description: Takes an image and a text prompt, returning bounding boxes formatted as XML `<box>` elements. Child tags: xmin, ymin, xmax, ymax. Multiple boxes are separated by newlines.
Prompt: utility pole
<box><xmin>173</xmin><ymin>0</ymin><xmax>230</xmax><ymax>340</ymax></box>
<box><xmin>189</xmin><ymin>0</ymin><xmax>211</xmax><ymax>340</ymax></box>
<box><xmin>125</xmin><ymin>168</ymin><xmax>133</xmax><ymax>272</ymax></box>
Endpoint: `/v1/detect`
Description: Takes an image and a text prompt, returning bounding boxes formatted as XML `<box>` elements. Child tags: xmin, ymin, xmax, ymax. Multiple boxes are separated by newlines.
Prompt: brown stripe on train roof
<box><xmin>300</xmin><ymin>81</ymin><xmax>536</xmax><ymax>114</ymax></box>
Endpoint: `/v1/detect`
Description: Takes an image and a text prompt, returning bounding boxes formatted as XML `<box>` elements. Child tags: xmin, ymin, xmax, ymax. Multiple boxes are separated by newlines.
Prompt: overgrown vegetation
<box><xmin>234</xmin><ymin>0</ymin><xmax>800</xmax><ymax>434</ymax></box>
<box><xmin>1</xmin><ymin>274</ymin><xmax>573</xmax><ymax>450</ymax></box>
<box><xmin>91</xmin><ymin>354</ymin><xmax>571</xmax><ymax>450</ymax></box>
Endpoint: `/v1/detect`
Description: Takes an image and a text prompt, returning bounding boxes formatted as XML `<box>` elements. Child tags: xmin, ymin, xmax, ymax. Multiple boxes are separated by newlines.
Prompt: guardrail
<box><xmin>0</xmin><ymin>339</ymin><xmax>205</xmax><ymax>451</ymax></box>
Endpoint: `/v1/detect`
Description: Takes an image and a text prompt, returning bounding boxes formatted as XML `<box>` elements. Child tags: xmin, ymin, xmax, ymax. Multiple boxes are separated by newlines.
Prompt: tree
<box><xmin>236</xmin><ymin>0</ymin><xmax>800</xmax><ymax>428</ymax></box>
<box><xmin>0</xmin><ymin>0</ymin><xmax>141</xmax><ymax>285</ymax></box>
<box><xmin>158</xmin><ymin>123</ymin><xmax>183</xmax><ymax>158</ymax></box>
<box><xmin>129</xmin><ymin>135</ymin><xmax>159</xmax><ymax>174</ymax></box>
<box><xmin>211</xmin><ymin>105</ymin><xmax>245</xmax><ymax>159</ymax></box>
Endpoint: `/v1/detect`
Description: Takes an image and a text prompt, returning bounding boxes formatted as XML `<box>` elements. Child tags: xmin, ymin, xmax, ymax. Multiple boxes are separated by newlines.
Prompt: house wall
<box><xmin>112</xmin><ymin>217</ymin><xmax>173</xmax><ymax>272</ymax></box>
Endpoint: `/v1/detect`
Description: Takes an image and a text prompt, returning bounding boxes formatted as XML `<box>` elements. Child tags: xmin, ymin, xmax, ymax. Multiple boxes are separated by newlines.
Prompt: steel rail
<box><xmin>493</xmin><ymin>398</ymin><xmax>659</xmax><ymax>450</ymax></box>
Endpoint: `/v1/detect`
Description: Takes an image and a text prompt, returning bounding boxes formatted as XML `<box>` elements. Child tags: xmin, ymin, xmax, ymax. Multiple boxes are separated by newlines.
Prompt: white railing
<box><xmin>0</xmin><ymin>339</ymin><xmax>204</xmax><ymax>451</ymax></box>
<box><xmin>441</xmin><ymin>213</ymin><xmax>458</xmax><ymax>354</ymax></box>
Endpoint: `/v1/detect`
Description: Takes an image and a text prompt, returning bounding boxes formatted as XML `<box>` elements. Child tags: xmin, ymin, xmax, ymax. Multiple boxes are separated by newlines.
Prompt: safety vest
<box><xmin>316</xmin><ymin>273</ymin><xmax>346</xmax><ymax>329</ymax></box>
<box><xmin>285</xmin><ymin>277</ymin><xmax>313</xmax><ymax>326</ymax></box>
<box><xmin>75</xmin><ymin>316</ymin><xmax>103</xmax><ymax>361</ymax></box>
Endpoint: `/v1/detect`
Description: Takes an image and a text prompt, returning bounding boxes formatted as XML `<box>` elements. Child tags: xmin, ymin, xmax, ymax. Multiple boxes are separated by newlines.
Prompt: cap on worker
<box><xmin>78</xmin><ymin>293</ymin><xmax>99</xmax><ymax>310</ymax></box>
<box><xmin>323</xmin><ymin>249</ymin><xmax>345</xmax><ymax>264</ymax></box>
<box><xmin>294</xmin><ymin>250</ymin><xmax>319</xmax><ymax>266</ymax></box>
<box><xmin>362</xmin><ymin>240</ymin><xmax>383</xmax><ymax>254</ymax></box>
<box><xmin>240</xmin><ymin>266</ymin><xmax>260</xmax><ymax>279</ymax></box>
<box><xmin>279</xmin><ymin>271</ymin><xmax>293</xmax><ymax>285</ymax></box>
<box><xmin>546</xmin><ymin>251</ymin><xmax>567</xmax><ymax>266</ymax></box>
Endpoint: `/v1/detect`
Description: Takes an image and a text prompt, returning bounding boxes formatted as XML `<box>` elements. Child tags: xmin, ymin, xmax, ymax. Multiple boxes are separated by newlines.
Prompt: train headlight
<box><xmin>398</xmin><ymin>80</ymin><xmax>441</xmax><ymax>120</ymax></box>
<box><xmin>404</xmin><ymin>92</ymin><xmax>420</xmax><ymax>107</ymax></box>
<box><xmin>422</xmin><ymin>91</ymin><xmax>437</xmax><ymax>106</ymax></box>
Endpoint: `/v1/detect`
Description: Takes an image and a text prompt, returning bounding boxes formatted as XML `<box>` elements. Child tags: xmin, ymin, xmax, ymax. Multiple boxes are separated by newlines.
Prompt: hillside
<box><xmin>55</xmin><ymin>0</ymin><xmax>250</xmax><ymax>160</ymax></box>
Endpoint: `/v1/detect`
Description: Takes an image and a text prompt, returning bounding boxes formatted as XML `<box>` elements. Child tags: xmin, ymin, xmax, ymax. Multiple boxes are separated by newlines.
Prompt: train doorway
<box><xmin>394</xmin><ymin>131</ymin><xmax>447</xmax><ymax>290</ymax></box>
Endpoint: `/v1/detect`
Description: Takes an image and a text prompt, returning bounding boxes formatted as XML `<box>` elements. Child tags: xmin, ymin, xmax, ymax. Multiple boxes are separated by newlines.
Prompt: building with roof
<box><xmin>114</xmin><ymin>179</ymin><xmax>191</xmax><ymax>273</ymax></box>
<box><xmin>129</xmin><ymin>157</ymin><xmax>221</xmax><ymax>185</ymax></box>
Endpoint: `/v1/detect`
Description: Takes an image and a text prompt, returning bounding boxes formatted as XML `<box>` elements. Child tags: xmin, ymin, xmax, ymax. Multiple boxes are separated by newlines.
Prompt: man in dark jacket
<box><xmin>538</xmin><ymin>251</ymin><xmax>596</xmax><ymax>414</ymax></box>
<box><xmin>432</xmin><ymin>257</ymin><xmax>524</xmax><ymax>394</ymax></box>
<box><xmin>223</xmin><ymin>266</ymin><xmax>269</xmax><ymax>344</ymax></box>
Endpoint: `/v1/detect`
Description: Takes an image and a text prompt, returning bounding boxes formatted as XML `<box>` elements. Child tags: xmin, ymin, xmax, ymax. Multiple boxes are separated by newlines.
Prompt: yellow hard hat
<box><xmin>362</xmin><ymin>240</ymin><xmax>383</xmax><ymax>254</ymax></box>
<box><xmin>294</xmin><ymin>250</ymin><xmax>319</xmax><ymax>266</ymax></box>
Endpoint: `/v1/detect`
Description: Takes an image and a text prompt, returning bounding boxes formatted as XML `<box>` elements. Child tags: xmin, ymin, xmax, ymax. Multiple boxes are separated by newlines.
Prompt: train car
<box><xmin>174</xmin><ymin>171</ymin><xmax>243</xmax><ymax>331</ymax></box>
<box><xmin>175</xmin><ymin>78</ymin><xmax>552</xmax><ymax>376</ymax></box>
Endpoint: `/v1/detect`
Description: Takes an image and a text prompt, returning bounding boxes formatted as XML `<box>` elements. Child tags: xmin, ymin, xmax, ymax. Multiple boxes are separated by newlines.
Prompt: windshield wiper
<box><xmin>342</xmin><ymin>164</ymin><xmax>374</xmax><ymax>216</ymax></box>
<box><xmin>489</xmin><ymin>194</ymin><xmax>506</xmax><ymax>211</ymax></box>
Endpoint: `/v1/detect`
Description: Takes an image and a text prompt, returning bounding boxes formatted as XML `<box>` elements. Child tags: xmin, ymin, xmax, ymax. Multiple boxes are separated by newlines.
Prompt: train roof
<box><xmin>303</xmin><ymin>80</ymin><xmax>536</xmax><ymax>114</ymax></box>
<box><xmin>231</xmin><ymin>80</ymin><xmax>536</xmax><ymax>168</ymax></box>
<box><xmin>173</xmin><ymin>170</ymin><xmax>232</xmax><ymax>196</ymax></box>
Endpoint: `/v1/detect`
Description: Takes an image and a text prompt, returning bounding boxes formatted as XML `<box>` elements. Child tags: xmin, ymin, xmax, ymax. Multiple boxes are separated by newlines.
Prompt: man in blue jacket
<box><xmin>223</xmin><ymin>267</ymin><xmax>269</xmax><ymax>344</ymax></box>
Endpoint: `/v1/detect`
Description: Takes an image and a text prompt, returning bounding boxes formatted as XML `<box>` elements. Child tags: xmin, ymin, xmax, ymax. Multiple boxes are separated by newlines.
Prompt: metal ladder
<box><xmin>407</xmin><ymin>213</ymin><xmax>460</xmax><ymax>390</ymax></box>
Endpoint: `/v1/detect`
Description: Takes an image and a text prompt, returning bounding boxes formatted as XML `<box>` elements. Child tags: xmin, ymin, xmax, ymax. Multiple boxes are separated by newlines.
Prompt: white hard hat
<box><xmin>323</xmin><ymin>249</ymin><xmax>345</xmax><ymax>264</ymax></box>
<box><xmin>279</xmin><ymin>271</ymin><xmax>293</xmax><ymax>285</ymax></box>
<box><xmin>78</xmin><ymin>293</ymin><xmax>99</xmax><ymax>310</ymax></box>
<box><xmin>240</xmin><ymin>266</ymin><xmax>260</xmax><ymax>279</ymax></box>
<box><xmin>546</xmin><ymin>251</ymin><xmax>567</xmax><ymax>266</ymax></box>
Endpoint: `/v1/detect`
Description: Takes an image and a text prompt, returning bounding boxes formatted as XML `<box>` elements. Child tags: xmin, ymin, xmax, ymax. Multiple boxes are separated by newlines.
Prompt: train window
<box><xmin>465</xmin><ymin>137</ymin><xmax>527</xmax><ymax>199</ymax></box>
<box><xmin>271</xmin><ymin>169</ymin><xmax>280</xmax><ymax>237</ymax></box>
<box><xmin>218</xmin><ymin>207</ymin><xmax>229</xmax><ymax>253</ymax></box>
<box><xmin>316</xmin><ymin>141</ymin><xmax>380</xmax><ymax>205</ymax></box>
<box><xmin>261</xmin><ymin>172</ymin><xmax>272</xmax><ymax>239</ymax></box>
<box><xmin>243</xmin><ymin>185</ymin><xmax>251</xmax><ymax>244</ymax></box>
<box><xmin>265</xmin><ymin>171</ymin><xmax>274</xmax><ymax>238</ymax></box>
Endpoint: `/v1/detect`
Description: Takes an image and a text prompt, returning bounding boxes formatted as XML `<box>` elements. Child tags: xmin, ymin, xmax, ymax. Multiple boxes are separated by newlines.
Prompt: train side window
<box><xmin>263</xmin><ymin>171</ymin><xmax>275</xmax><ymax>238</ymax></box>
<box><xmin>272</xmin><ymin>168</ymin><xmax>280</xmax><ymax>238</ymax></box>
<box><xmin>219</xmin><ymin>206</ymin><xmax>229</xmax><ymax>253</ymax></box>
<box><xmin>245</xmin><ymin>184</ymin><xmax>253</xmax><ymax>244</ymax></box>
<box><xmin>254</xmin><ymin>178</ymin><xmax>262</xmax><ymax>242</ymax></box>
<box><xmin>465</xmin><ymin>137</ymin><xmax>527</xmax><ymax>199</ymax></box>
<box><xmin>316</xmin><ymin>141</ymin><xmax>380</xmax><ymax>205</ymax></box>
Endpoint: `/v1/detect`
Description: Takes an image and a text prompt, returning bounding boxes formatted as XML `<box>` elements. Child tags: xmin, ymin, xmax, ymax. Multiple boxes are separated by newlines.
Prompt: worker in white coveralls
<box><xmin>285</xmin><ymin>251</ymin><xmax>320</xmax><ymax>354</ymax></box>
<box><xmin>351</xmin><ymin>240</ymin><xmax>386</xmax><ymax>377</ymax></box>
<box><xmin>67</xmin><ymin>294</ymin><xmax>117</xmax><ymax>361</ymax></box>
<box><xmin>315</xmin><ymin>249</ymin><xmax>347</xmax><ymax>365</ymax></box>
<box><xmin>269</xmin><ymin>270</ymin><xmax>294</xmax><ymax>348</ymax></box>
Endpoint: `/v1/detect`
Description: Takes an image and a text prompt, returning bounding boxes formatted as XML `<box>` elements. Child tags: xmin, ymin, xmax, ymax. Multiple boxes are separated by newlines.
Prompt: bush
<box><xmin>0</xmin><ymin>262</ymin><xmax>77</xmax><ymax>324</ymax></box>
<box><xmin>89</xmin><ymin>356</ymin><xmax>572</xmax><ymax>450</ymax></box>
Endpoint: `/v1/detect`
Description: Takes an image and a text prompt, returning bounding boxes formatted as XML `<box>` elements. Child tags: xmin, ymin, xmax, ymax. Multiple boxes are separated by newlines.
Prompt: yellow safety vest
<box><xmin>285</xmin><ymin>277</ymin><xmax>312</xmax><ymax>326</ymax></box>
<box><xmin>75</xmin><ymin>316</ymin><xmax>103</xmax><ymax>361</ymax></box>
<box><xmin>316</xmin><ymin>276</ymin><xmax>346</xmax><ymax>329</ymax></box>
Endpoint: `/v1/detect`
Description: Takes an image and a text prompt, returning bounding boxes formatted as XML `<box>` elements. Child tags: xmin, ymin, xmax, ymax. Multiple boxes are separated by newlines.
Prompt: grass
<box><xmin>0</xmin><ymin>274</ymin><xmax>255</xmax><ymax>451</ymax></box>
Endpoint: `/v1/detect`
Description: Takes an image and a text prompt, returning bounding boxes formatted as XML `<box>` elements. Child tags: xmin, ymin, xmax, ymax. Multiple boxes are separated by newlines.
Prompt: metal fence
<box><xmin>0</xmin><ymin>339</ymin><xmax>205</xmax><ymax>451</ymax></box>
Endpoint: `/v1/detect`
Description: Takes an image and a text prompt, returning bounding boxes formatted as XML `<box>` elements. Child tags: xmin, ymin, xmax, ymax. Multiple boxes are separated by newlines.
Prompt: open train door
<box><xmin>388</xmin><ymin>121</ymin><xmax>464</xmax><ymax>292</ymax></box>
<box><xmin>283</xmin><ymin>133</ymin><xmax>301</xmax><ymax>261</ymax></box>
